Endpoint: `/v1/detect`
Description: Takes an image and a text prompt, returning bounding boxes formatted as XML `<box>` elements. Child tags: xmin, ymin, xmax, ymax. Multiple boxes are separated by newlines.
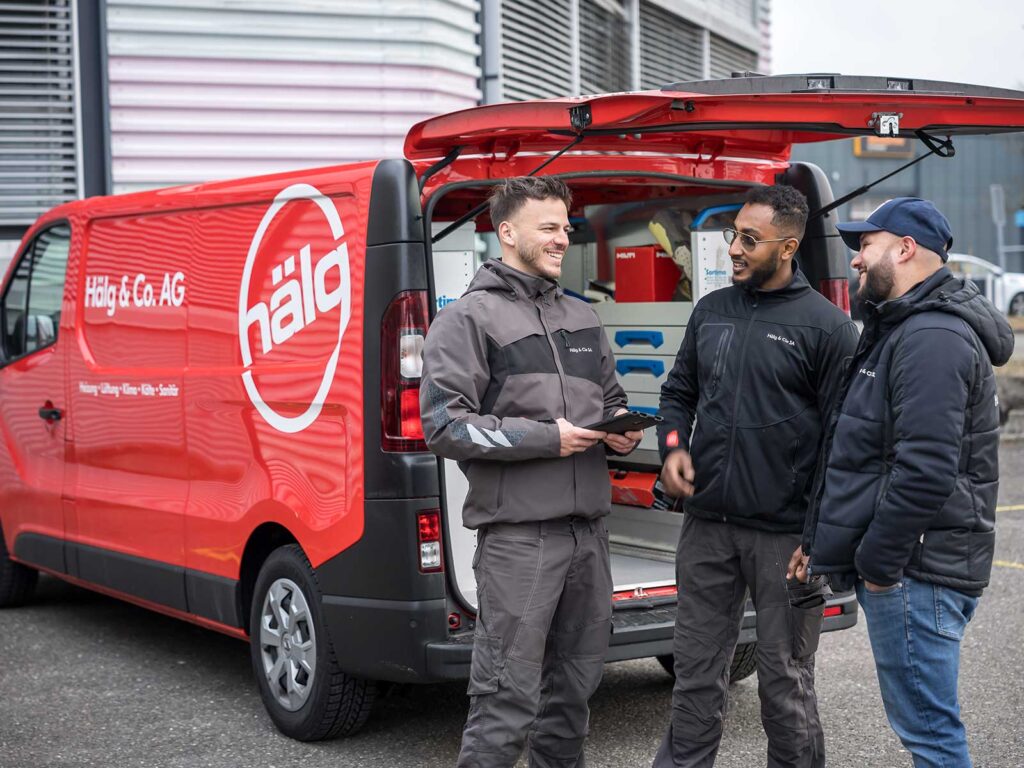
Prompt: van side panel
<box><xmin>66</xmin><ymin>211</ymin><xmax>191</xmax><ymax>584</ymax></box>
<box><xmin>184</xmin><ymin>164</ymin><xmax>375</xmax><ymax>594</ymax></box>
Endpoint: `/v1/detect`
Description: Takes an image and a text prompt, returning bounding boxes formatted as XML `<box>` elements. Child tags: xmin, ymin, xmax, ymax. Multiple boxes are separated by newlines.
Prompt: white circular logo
<box><xmin>238</xmin><ymin>183</ymin><xmax>351</xmax><ymax>433</ymax></box>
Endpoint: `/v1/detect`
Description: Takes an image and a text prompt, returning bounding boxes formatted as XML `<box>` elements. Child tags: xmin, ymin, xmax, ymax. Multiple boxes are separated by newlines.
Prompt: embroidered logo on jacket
<box><xmin>766</xmin><ymin>332</ymin><xmax>795</xmax><ymax>347</ymax></box>
<box><xmin>859</xmin><ymin>368</ymin><xmax>876</xmax><ymax>378</ymax></box>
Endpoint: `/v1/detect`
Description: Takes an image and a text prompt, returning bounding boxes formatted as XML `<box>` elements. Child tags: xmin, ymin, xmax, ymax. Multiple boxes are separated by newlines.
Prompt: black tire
<box><xmin>249</xmin><ymin>544</ymin><xmax>375</xmax><ymax>741</ymax></box>
<box><xmin>0</xmin><ymin>528</ymin><xmax>38</xmax><ymax>607</ymax></box>
<box><xmin>656</xmin><ymin>641</ymin><xmax>758</xmax><ymax>685</ymax></box>
<box><xmin>1010</xmin><ymin>293</ymin><xmax>1024</xmax><ymax>316</ymax></box>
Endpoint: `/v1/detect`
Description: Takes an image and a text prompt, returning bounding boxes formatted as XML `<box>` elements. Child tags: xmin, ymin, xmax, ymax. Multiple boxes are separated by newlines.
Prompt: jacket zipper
<box><xmin>538</xmin><ymin>296</ymin><xmax>576</xmax><ymax>509</ymax></box>
<box><xmin>710</xmin><ymin>328</ymin><xmax>731</xmax><ymax>392</ymax></box>
<box><xmin>719</xmin><ymin>295</ymin><xmax>758</xmax><ymax>520</ymax></box>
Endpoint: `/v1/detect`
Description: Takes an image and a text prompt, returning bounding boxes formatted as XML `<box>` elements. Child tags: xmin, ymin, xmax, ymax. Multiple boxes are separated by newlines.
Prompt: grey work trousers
<box><xmin>456</xmin><ymin>517</ymin><xmax>613</xmax><ymax>768</ymax></box>
<box><xmin>653</xmin><ymin>515</ymin><xmax>825</xmax><ymax>768</ymax></box>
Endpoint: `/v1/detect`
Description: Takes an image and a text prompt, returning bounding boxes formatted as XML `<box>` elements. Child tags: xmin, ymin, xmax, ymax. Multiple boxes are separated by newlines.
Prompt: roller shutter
<box><xmin>499</xmin><ymin>0</ymin><xmax>572</xmax><ymax>101</ymax></box>
<box><xmin>639</xmin><ymin>1</ymin><xmax>703</xmax><ymax>90</ymax></box>
<box><xmin>579</xmin><ymin>0</ymin><xmax>630</xmax><ymax>96</ymax></box>
<box><xmin>708</xmin><ymin>31</ymin><xmax>758</xmax><ymax>79</ymax></box>
<box><xmin>0</xmin><ymin>0</ymin><xmax>78</xmax><ymax>228</ymax></box>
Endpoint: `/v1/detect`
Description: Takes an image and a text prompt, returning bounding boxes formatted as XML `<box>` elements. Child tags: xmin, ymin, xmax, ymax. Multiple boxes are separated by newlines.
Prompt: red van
<box><xmin>2</xmin><ymin>74</ymin><xmax>1023</xmax><ymax>741</ymax></box>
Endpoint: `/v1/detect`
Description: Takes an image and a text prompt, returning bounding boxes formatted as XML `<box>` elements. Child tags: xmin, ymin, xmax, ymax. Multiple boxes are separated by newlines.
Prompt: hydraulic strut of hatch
<box><xmin>808</xmin><ymin>130</ymin><xmax>955</xmax><ymax>222</ymax></box>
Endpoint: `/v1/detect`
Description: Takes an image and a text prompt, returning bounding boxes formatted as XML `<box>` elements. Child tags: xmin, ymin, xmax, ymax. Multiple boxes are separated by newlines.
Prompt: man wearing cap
<box><xmin>794</xmin><ymin>197</ymin><xmax>1013</xmax><ymax>767</ymax></box>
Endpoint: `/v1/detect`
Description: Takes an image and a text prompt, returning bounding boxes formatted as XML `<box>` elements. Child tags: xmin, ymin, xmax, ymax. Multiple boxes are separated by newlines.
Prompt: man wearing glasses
<box><xmin>652</xmin><ymin>185</ymin><xmax>859</xmax><ymax>767</ymax></box>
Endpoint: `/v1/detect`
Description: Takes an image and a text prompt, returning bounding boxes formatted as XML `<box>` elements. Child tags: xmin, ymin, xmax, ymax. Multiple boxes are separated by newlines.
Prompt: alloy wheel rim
<box><xmin>259</xmin><ymin>577</ymin><xmax>317</xmax><ymax>711</ymax></box>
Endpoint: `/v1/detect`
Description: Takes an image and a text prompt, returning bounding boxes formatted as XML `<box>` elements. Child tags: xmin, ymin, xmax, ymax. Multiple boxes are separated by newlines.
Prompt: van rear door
<box><xmin>405</xmin><ymin>74</ymin><xmax>1024</xmax><ymax>163</ymax></box>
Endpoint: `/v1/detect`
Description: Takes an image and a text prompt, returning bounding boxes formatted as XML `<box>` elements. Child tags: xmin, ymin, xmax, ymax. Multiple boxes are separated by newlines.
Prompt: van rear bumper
<box><xmin>320</xmin><ymin>594</ymin><xmax>449</xmax><ymax>684</ymax></box>
<box><xmin>424</xmin><ymin>588</ymin><xmax>859</xmax><ymax>680</ymax></box>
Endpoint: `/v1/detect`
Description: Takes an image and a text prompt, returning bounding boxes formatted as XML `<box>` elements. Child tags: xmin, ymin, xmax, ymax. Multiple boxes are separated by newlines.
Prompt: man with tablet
<box><xmin>420</xmin><ymin>177</ymin><xmax>644</xmax><ymax>767</ymax></box>
<box><xmin>653</xmin><ymin>185</ymin><xmax>859</xmax><ymax>767</ymax></box>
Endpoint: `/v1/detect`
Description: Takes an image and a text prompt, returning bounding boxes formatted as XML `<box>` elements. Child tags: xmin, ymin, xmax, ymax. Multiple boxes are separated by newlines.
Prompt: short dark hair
<box><xmin>488</xmin><ymin>176</ymin><xmax>573</xmax><ymax>229</ymax></box>
<box><xmin>744</xmin><ymin>185</ymin><xmax>809</xmax><ymax>239</ymax></box>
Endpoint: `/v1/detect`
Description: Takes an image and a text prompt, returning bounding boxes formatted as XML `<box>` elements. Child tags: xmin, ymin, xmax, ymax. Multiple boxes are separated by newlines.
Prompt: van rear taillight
<box><xmin>381</xmin><ymin>290</ymin><xmax>429</xmax><ymax>452</ymax></box>
<box><xmin>417</xmin><ymin>508</ymin><xmax>443</xmax><ymax>573</ymax></box>
<box><xmin>820</xmin><ymin>278</ymin><xmax>851</xmax><ymax>315</ymax></box>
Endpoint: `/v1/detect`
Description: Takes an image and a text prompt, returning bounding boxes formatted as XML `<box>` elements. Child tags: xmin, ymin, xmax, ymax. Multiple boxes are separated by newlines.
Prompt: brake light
<box><xmin>381</xmin><ymin>290</ymin><xmax>429</xmax><ymax>452</ymax></box>
<box><xmin>417</xmin><ymin>508</ymin><xmax>443</xmax><ymax>573</ymax></box>
<box><xmin>823</xmin><ymin>605</ymin><xmax>842</xmax><ymax>618</ymax></box>
<box><xmin>819</xmin><ymin>278</ymin><xmax>851</xmax><ymax>316</ymax></box>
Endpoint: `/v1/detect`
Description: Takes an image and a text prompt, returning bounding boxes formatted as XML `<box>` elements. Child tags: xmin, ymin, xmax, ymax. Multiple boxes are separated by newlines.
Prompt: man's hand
<box><xmin>786</xmin><ymin>545</ymin><xmax>809</xmax><ymax>583</ymax></box>
<box><xmin>603</xmin><ymin>408</ymin><xmax>643</xmax><ymax>454</ymax></box>
<box><xmin>556</xmin><ymin>418</ymin><xmax>605</xmax><ymax>457</ymax></box>
<box><xmin>660</xmin><ymin>448</ymin><xmax>695</xmax><ymax>498</ymax></box>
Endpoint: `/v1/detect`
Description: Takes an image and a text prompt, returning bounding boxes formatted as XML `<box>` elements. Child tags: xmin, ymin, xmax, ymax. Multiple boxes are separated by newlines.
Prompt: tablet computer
<box><xmin>584</xmin><ymin>411</ymin><xmax>663</xmax><ymax>434</ymax></box>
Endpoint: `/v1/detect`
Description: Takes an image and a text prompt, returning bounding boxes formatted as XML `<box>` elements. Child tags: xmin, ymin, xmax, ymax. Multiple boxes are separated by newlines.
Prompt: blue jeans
<box><xmin>856</xmin><ymin>576</ymin><xmax>979</xmax><ymax>768</ymax></box>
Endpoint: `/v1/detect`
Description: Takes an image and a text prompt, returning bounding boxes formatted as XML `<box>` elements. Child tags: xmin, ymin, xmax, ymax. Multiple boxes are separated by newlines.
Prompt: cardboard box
<box><xmin>615</xmin><ymin>245</ymin><xmax>681</xmax><ymax>302</ymax></box>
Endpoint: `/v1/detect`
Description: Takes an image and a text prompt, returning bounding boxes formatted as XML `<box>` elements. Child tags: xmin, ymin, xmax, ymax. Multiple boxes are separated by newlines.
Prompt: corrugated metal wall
<box><xmin>0</xmin><ymin>0</ymin><xmax>79</xmax><ymax>229</ymax></box>
<box><xmin>105</xmin><ymin>0</ymin><xmax>481</xmax><ymax>192</ymax></box>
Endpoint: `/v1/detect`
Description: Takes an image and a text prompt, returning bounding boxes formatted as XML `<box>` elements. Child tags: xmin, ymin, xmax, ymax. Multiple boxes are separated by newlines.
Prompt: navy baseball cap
<box><xmin>835</xmin><ymin>197</ymin><xmax>953</xmax><ymax>261</ymax></box>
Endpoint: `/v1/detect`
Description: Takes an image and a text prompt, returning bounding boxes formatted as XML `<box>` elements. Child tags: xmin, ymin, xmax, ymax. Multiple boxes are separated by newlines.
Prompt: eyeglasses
<box><xmin>723</xmin><ymin>228</ymin><xmax>795</xmax><ymax>252</ymax></box>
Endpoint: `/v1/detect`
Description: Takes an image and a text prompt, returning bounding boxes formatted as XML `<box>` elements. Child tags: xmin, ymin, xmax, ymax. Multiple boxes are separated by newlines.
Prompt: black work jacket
<box><xmin>657</xmin><ymin>266</ymin><xmax>859</xmax><ymax>533</ymax></box>
<box><xmin>807</xmin><ymin>268</ymin><xmax>1014</xmax><ymax>595</ymax></box>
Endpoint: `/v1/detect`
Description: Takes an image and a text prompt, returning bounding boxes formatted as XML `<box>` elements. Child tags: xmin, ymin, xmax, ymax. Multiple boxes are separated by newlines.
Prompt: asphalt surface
<box><xmin>3</xmin><ymin>446</ymin><xmax>1024</xmax><ymax>768</ymax></box>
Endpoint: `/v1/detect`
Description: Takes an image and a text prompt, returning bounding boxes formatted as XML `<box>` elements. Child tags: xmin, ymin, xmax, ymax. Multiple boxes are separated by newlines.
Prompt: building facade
<box><xmin>1</xmin><ymin>0</ymin><xmax>768</xmax><ymax>270</ymax></box>
<box><xmin>793</xmin><ymin>134</ymin><xmax>1024</xmax><ymax>271</ymax></box>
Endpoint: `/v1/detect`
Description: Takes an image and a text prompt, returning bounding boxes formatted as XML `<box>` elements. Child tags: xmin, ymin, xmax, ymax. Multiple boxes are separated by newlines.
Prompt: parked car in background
<box><xmin>948</xmin><ymin>253</ymin><xmax>1024</xmax><ymax>316</ymax></box>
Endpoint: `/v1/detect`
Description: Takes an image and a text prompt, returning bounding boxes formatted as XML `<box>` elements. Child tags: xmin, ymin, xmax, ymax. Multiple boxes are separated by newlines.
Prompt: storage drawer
<box><xmin>605</xmin><ymin>325</ymin><xmax>686</xmax><ymax>356</ymax></box>
<box><xmin>615</xmin><ymin>354</ymin><xmax>674</xmax><ymax>394</ymax></box>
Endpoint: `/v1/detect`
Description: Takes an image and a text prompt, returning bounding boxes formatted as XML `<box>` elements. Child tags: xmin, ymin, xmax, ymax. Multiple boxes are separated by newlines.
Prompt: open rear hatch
<box><xmin>417</xmin><ymin>74</ymin><xmax>1024</xmax><ymax>616</ymax></box>
<box><xmin>407</xmin><ymin>73</ymin><xmax>1024</xmax><ymax>166</ymax></box>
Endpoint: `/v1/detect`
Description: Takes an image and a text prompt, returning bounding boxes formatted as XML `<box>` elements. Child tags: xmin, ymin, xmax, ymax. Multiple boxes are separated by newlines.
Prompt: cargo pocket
<box><xmin>788</xmin><ymin>576</ymin><xmax>828</xmax><ymax>661</ymax></box>
<box><xmin>467</xmin><ymin>634</ymin><xmax>502</xmax><ymax>695</ymax></box>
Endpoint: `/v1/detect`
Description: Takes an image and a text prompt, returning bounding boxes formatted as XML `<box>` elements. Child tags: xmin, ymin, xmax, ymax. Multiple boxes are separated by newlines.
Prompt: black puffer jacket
<box><xmin>657</xmin><ymin>266</ymin><xmax>859</xmax><ymax>533</ymax></box>
<box><xmin>807</xmin><ymin>267</ymin><xmax>1014</xmax><ymax>595</ymax></box>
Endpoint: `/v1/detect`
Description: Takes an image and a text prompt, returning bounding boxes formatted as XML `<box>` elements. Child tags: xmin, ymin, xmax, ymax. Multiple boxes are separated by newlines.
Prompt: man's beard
<box><xmin>734</xmin><ymin>249</ymin><xmax>781</xmax><ymax>291</ymax></box>
<box><xmin>854</xmin><ymin>250</ymin><xmax>896</xmax><ymax>312</ymax></box>
<box><xmin>517</xmin><ymin>242</ymin><xmax>561</xmax><ymax>278</ymax></box>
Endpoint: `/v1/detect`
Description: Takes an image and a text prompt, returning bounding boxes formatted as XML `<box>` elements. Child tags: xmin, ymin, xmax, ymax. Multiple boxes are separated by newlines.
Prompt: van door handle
<box><xmin>38</xmin><ymin>406</ymin><xmax>63</xmax><ymax>422</ymax></box>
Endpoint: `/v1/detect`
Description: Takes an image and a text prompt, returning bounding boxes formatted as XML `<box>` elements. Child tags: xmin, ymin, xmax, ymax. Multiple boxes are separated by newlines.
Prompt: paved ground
<box><xmin>3</xmin><ymin>445</ymin><xmax>1024</xmax><ymax>768</ymax></box>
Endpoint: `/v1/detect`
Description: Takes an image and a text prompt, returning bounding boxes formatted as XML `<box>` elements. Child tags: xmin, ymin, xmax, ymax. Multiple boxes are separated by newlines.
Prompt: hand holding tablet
<box><xmin>585</xmin><ymin>411</ymin><xmax>663</xmax><ymax>434</ymax></box>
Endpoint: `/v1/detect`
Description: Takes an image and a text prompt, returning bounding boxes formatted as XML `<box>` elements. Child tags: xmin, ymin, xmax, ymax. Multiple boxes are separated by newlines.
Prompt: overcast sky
<box><xmin>771</xmin><ymin>0</ymin><xmax>1024</xmax><ymax>91</ymax></box>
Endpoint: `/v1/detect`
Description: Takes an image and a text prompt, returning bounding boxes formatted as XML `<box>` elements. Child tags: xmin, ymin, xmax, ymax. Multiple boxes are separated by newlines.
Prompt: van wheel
<box><xmin>0</xmin><ymin>530</ymin><xmax>38</xmax><ymax>607</ymax></box>
<box><xmin>1010</xmin><ymin>293</ymin><xmax>1024</xmax><ymax>316</ymax></box>
<box><xmin>656</xmin><ymin>641</ymin><xmax>759</xmax><ymax>684</ymax></box>
<box><xmin>250</xmin><ymin>544</ymin><xmax>375</xmax><ymax>740</ymax></box>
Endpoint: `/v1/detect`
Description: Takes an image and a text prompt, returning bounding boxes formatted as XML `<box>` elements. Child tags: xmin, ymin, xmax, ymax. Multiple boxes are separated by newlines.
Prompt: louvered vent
<box><xmin>708</xmin><ymin>32</ymin><xmax>757</xmax><ymax>79</ymax></box>
<box><xmin>639</xmin><ymin>1</ymin><xmax>703</xmax><ymax>90</ymax></box>
<box><xmin>0</xmin><ymin>0</ymin><xmax>78</xmax><ymax>228</ymax></box>
<box><xmin>579</xmin><ymin>0</ymin><xmax>630</xmax><ymax>96</ymax></box>
<box><xmin>500</xmin><ymin>0</ymin><xmax>572</xmax><ymax>101</ymax></box>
